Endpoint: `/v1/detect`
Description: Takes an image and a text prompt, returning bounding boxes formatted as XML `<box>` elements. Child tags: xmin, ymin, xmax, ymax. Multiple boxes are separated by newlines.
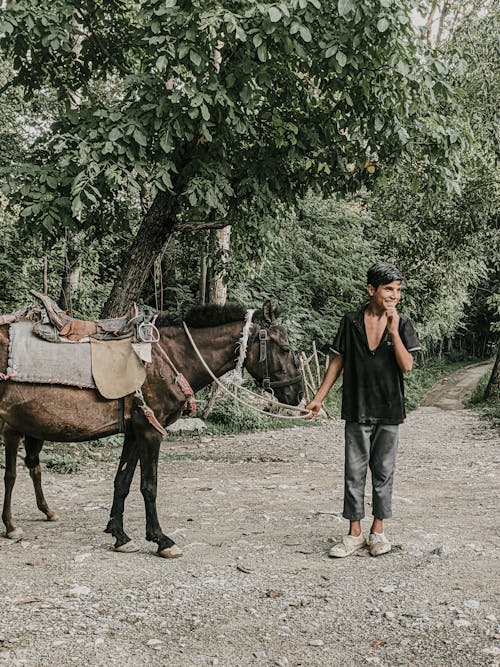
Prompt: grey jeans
<box><xmin>343</xmin><ymin>422</ymin><xmax>399</xmax><ymax>521</ymax></box>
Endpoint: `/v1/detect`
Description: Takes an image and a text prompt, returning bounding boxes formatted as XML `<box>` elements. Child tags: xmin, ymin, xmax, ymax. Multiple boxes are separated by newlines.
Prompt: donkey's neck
<box><xmin>161</xmin><ymin>321</ymin><xmax>245</xmax><ymax>392</ymax></box>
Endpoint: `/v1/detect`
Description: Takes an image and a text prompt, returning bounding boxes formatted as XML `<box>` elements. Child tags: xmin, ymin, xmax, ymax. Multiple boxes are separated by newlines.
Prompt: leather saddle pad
<box><xmin>90</xmin><ymin>338</ymin><xmax>147</xmax><ymax>399</ymax></box>
<box><xmin>7</xmin><ymin>322</ymin><xmax>147</xmax><ymax>399</ymax></box>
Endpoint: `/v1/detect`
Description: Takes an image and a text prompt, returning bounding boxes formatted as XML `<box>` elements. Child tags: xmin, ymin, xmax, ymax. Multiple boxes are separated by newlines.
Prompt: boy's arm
<box><xmin>306</xmin><ymin>354</ymin><xmax>344</xmax><ymax>417</ymax></box>
<box><xmin>386</xmin><ymin>308</ymin><xmax>414</xmax><ymax>373</ymax></box>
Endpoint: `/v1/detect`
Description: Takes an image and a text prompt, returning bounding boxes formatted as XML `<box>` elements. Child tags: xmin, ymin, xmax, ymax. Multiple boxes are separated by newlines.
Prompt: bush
<box><xmin>206</xmin><ymin>396</ymin><xmax>309</xmax><ymax>434</ymax></box>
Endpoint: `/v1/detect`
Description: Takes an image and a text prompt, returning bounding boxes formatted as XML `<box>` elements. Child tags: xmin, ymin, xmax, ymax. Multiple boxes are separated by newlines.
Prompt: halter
<box><xmin>248</xmin><ymin>321</ymin><xmax>303</xmax><ymax>392</ymax></box>
<box><xmin>182</xmin><ymin>318</ymin><xmax>310</xmax><ymax>419</ymax></box>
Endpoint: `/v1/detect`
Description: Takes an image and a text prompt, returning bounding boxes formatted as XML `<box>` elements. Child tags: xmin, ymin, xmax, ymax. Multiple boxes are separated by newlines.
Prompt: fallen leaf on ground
<box><xmin>370</xmin><ymin>639</ymin><xmax>387</xmax><ymax>648</ymax></box>
<box><xmin>264</xmin><ymin>590</ymin><xmax>283</xmax><ymax>599</ymax></box>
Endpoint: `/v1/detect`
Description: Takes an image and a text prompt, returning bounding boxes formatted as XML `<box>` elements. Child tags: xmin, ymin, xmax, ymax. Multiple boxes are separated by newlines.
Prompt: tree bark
<box><xmin>208</xmin><ymin>225</ymin><xmax>231</xmax><ymax>306</ymax></box>
<box><xmin>484</xmin><ymin>344</ymin><xmax>500</xmax><ymax>401</ymax></box>
<box><xmin>101</xmin><ymin>192</ymin><xmax>177</xmax><ymax>317</ymax></box>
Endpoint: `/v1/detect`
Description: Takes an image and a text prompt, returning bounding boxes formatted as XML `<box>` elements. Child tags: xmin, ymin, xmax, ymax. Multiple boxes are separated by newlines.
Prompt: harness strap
<box><xmin>154</xmin><ymin>340</ymin><xmax>196</xmax><ymax>416</ymax></box>
<box><xmin>134</xmin><ymin>389</ymin><xmax>167</xmax><ymax>437</ymax></box>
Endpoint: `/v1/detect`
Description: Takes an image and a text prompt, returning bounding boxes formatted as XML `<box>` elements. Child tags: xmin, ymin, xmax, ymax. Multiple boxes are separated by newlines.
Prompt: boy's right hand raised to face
<box><xmin>385</xmin><ymin>305</ymin><xmax>400</xmax><ymax>334</ymax></box>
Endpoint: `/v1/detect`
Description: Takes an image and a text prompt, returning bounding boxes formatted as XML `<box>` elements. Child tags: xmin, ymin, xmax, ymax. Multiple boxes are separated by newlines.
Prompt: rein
<box><xmin>182</xmin><ymin>320</ymin><xmax>312</xmax><ymax>420</ymax></box>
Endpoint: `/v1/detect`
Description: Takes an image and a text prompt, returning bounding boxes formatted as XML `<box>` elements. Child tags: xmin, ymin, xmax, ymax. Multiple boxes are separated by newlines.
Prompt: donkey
<box><xmin>0</xmin><ymin>301</ymin><xmax>303</xmax><ymax>558</ymax></box>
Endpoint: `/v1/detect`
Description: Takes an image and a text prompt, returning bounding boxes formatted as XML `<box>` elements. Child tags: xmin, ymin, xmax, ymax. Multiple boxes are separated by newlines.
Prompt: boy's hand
<box><xmin>385</xmin><ymin>305</ymin><xmax>400</xmax><ymax>334</ymax></box>
<box><xmin>305</xmin><ymin>398</ymin><xmax>323</xmax><ymax>419</ymax></box>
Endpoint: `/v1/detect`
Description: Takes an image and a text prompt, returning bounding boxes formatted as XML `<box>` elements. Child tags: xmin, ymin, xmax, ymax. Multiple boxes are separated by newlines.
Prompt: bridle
<box><xmin>182</xmin><ymin>316</ymin><xmax>310</xmax><ymax>419</ymax></box>
<box><xmin>248</xmin><ymin>321</ymin><xmax>303</xmax><ymax>393</ymax></box>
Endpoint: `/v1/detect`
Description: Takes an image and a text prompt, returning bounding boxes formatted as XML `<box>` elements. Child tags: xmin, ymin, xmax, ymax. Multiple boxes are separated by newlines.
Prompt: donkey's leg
<box><xmin>134</xmin><ymin>418</ymin><xmax>182</xmax><ymax>558</ymax></box>
<box><xmin>104</xmin><ymin>427</ymin><xmax>141</xmax><ymax>551</ymax></box>
<box><xmin>2</xmin><ymin>427</ymin><xmax>23</xmax><ymax>540</ymax></box>
<box><xmin>24</xmin><ymin>436</ymin><xmax>58</xmax><ymax>522</ymax></box>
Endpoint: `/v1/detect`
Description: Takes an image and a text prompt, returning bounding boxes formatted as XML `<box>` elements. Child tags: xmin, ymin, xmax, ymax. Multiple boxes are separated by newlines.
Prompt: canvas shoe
<box><xmin>328</xmin><ymin>533</ymin><xmax>366</xmax><ymax>558</ymax></box>
<box><xmin>368</xmin><ymin>532</ymin><xmax>391</xmax><ymax>556</ymax></box>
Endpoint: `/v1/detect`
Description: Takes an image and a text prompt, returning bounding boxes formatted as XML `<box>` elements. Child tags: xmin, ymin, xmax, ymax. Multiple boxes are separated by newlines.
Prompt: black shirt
<box><xmin>331</xmin><ymin>307</ymin><xmax>421</xmax><ymax>425</ymax></box>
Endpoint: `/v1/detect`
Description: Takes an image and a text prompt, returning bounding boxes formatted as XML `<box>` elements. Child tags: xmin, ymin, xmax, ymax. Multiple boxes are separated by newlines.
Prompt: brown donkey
<box><xmin>0</xmin><ymin>301</ymin><xmax>303</xmax><ymax>558</ymax></box>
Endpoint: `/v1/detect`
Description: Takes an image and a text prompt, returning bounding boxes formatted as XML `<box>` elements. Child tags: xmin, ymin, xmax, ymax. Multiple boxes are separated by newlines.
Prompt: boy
<box><xmin>306</xmin><ymin>262</ymin><xmax>420</xmax><ymax>557</ymax></box>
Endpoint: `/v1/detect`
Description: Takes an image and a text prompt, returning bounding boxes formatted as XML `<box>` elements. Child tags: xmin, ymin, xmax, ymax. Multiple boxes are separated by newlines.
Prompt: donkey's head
<box><xmin>245</xmin><ymin>300</ymin><xmax>303</xmax><ymax>406</ymax></box>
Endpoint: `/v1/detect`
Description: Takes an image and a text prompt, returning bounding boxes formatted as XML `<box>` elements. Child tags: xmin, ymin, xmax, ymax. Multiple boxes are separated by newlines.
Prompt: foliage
<box><xmin>204</xmin><ymin>394</ymin><xmax>311</xmax><ymax>434</ymax></box>
<box><xmin>468</xmin><ymin>369</ymin><xmax>500</xmax><ymax>432</ymax></box>
<box><xmin>43</xmin><ymin>451</ymin><xmax>82</xmax><ymax>474</ymax></box>
<box><xmin>229</xmin><ymin>192</ymin><xmax>378</xmax><ymax>350</ymax></box>
<box><xmin>1</xmin><ymin>0</ymin><xmax>464</xmax><ymax>244</ymax></box>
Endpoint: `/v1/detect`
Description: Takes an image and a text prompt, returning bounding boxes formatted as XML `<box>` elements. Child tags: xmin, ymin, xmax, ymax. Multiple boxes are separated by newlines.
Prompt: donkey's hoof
<box><xmin>114</xmin><ymin>540</ymin><xmax>140</xmax><ymax>553</ymax></box>
<box><xmin>46</xmin><ymin>512</ymin><xmax>59</xmax><ymax>522</ymax></box>
<box><xmin>6</xmin><ymin>527</ymin><xmax>23</xmax><ymax>541</ymax></box>
<box><xmin>158</xmin><ymin>544</ymin><xmax>183</xmax><ymax>559</ymax></box>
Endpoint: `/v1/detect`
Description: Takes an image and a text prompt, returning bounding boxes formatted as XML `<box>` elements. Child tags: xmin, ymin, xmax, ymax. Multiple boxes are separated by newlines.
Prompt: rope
<box><xmin>182</xmin><ymin>321</ymin><xmax>313</xmax><ymax>421</ymax></box>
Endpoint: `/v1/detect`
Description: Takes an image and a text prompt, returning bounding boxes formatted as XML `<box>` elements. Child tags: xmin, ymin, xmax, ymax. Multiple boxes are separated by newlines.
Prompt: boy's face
<box><xmin>367</xmin><ymin>280</ymin><xmax>402</xmax><ymax>311</ymax></box>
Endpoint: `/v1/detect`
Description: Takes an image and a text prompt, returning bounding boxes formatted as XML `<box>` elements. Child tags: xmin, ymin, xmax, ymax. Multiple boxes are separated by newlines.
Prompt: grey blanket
<box><xmin>7</xmin><ymin>321</ymin><xmax>96</xmax><ymax>388</ymax></box>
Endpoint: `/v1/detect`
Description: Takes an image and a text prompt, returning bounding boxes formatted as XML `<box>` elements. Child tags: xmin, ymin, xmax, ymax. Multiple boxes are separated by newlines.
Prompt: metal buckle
<box><xmin>138</xmin><ymin>322</ymin><xmax>160</xmax><ymax>343</ymax></box>
<box><xmin>259</xmin><ymin>329</ymin><xmax>268</xmax><ymax>341</ymax></box>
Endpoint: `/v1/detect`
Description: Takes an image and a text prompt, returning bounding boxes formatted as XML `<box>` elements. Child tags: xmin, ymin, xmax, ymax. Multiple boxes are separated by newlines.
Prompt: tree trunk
<box><xmin>484</xmin><ymin>344</ymin><xmax>500</xmax><ymax>401</ymax></box>
<box><xmin>208</xmin><ymin>225</ymin><xmax>231</xmax><ymax>305</ymax></box>
<box><xmin>59</xmin><ymin>232</ymin><xmax>82</xmax><ymax>314</ymax></box>
<box><xmin>101</xmin><ymin>192</ymin><xmax>177</xmax><ymax>317</ymax></box>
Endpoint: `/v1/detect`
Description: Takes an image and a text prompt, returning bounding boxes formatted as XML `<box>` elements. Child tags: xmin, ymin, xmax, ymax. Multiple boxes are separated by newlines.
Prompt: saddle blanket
<box><xmin>8</xmin><ymin>321</ymin><xmax>95</xmax><ymax>388</ymax></box>
<box><xmin>7</xmin><ymin>321</ymin><xmax>148</xmax><ymax>398</ymax></box>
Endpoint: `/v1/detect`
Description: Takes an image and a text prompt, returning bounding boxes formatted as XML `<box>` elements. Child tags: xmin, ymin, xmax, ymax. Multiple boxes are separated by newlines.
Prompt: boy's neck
<box><xmin>366</xmin><ymin>300</ymin><xmax>386</xmax><ymax>318</ymax></box>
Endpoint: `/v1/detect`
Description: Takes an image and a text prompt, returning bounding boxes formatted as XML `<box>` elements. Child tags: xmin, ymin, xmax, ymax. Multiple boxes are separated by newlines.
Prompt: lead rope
<box><xmin>182</xmin><ymin>321</ymin><xmax>313</xmax><ymax>420</ymax></box>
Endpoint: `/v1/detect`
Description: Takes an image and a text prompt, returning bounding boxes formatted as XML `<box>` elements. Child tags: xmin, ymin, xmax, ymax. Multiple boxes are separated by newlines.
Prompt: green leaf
<box><xmin>109</xmin><ymin>127</ymin><xmax>122</xmax><ymax>141</ymax></box>
<box><xmin>133</xmin><ymin>129</ymin><xmax>148</xmax><ymax>147</ymax></box>
<box><xmin>336</xmin><ymin>51</ymin><xmax>347</xmax><ymax>67</ymax></box>
<box><xmin>156</xmin><ymin>55</ymin><xmax>168</xmax><ymax>71</ymax></box>
<box><xmin>325</xmin><ymin>45</ymin><xmax>337</xmax><ymax>58</ymax></box>
<box><xmin>338</xmin><ymin>0</ymin><xmax>354</xmax><ymax>18</ymax></box>
<box><xmin>377</xmin><ymin>18</ymin><xmax>389</xmax><ymax>32</ymax></box>
<box><xmin>253</xmin><ymin>34</ymin><xmax>263</xmax><ymax>48</ymax></box>
<box><xmin>299</xmin><ymin>25</ymin><xmax>312</xmax><ymax>42</ymax></box>
<box><xmin>190</xmin><ymin>50</ymin><xmax>202</xmax><ymax>67</ymax></box>
<box><xmin>269</xmin><ymin>6</ymin><xmax>282</xmax><ymax>22</ymax></box>
<box><xmin>201</xmin><ymin>104</ymin><xmax>210</xmax><ymax>121</ymax></box>
<box><xmin>257</xmin><ymin>44</ymin><xmax>268</xmax><ymax>62</ymax></box>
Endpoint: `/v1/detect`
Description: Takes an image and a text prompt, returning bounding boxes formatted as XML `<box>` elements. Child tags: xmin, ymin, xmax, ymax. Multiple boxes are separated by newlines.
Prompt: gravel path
<box><xmin>0</xmin><ymin>366</ymin><xmax>499</xmax><ymax>666</ymax></box>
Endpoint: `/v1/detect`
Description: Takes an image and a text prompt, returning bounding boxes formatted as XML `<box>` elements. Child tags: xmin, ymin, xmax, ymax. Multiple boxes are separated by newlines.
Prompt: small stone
<box><xmin>275</xmin><ymin>658</ymin><xmax>289</xmax><ymax>667</ymax></box>
<box><xmin>74</xmin><ymin>553</ymin><xmax>91</xmax><ymax>563</ymax></box>
<box><xmin>482</xmin><ymin>647</ymin><xmax>500</xmax><ymax>656</ymax></box>
<box><xmin>167</xmin><ymin>418</ymin><xmax>206</xmax><ymax>433</ymax></box>
<box><xmin>67</xmin><ymin>585</ymin><xmax>91</xmax><ymax>596</ymax></box>
<box><xmin>146</xmin><ymin>639</ymin><xmax>162</xmax><ymax>650</ymax></box>
<box><xmin>380</xmin><ymin>585</ymin><xmax>396</xmax><ymax>593</ymax></box>
<box><xmin>463</xmin><ymin>599</ymin><xmax>480</xmax><ymax>609</ymax></box>
<box><xmin>485</xmin><ymin>614</ymin><xmax>497</xmax><ymax>622</ymax></box>
<box><xmin>308</xmin><ymin>640</ymin><xmax>324</xmax><ymax>647</ymax></box>
<box><xmin>253</xmin><ymin>651</ymin><xmax>267</xmax><ymax>658</ymax></box>
<box><xmin>384</xmin><ymin>612</ymin><xmax>396</xmax><ymax>620</ymax></box>
<box><xmin>454</xmin><ymin>620</ymin><xmax>471</xmax><ymax>628</ymax></box>
<box><xmin>94</xmin><ymin>638</ymin><xmax>105</xmax><ymax>646</ymax></box>
<box><xmin>429</xmin><ymin>545</ymin><xmax>444</xmax><ymax>556</ymax></box>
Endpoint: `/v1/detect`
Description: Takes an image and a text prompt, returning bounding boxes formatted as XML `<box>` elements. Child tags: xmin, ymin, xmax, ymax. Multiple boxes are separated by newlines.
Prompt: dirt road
<box><xmin>0</xmin><ymin>365</ymin><xmax>498</xmax><ymax>666</ymax></box>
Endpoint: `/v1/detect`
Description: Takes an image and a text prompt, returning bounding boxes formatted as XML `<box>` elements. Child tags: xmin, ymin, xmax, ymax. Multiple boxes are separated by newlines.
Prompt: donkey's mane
<box><xmin>156</xmin><ymin>302</ymin><xmax>262</xmax><ymax>328</ymax></box>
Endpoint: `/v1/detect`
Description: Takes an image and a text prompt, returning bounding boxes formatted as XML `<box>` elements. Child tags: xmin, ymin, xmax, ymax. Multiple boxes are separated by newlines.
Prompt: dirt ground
<box><xmin>0</xmin><ymin>364</ymin><xmax>498</xmax><ymax>667</ymax></box>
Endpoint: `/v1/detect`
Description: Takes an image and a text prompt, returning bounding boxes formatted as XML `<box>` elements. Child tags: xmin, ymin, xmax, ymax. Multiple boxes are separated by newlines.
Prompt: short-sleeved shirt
<box><xmin>331</xmin><ymin>306</ymin><xmax>421</xmax><ymax>425</ymax></box>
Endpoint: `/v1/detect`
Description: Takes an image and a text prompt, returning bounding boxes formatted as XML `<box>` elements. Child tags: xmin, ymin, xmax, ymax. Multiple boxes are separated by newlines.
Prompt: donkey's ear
<box><xmin>262</xmin><ymin>299</ymin><xmax>275</xmax><ymax>323</ymax></box>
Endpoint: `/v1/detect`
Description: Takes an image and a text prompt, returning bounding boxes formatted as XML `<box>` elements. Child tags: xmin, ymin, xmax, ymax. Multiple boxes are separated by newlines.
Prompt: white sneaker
<box><xmin>328</xmin><ymin>533</ymin><xmax>366</xmax><ymax>558</ymax></box>
<box><xmin>368</xmin><ymin>532</ymin><xmax>391</xmax><ymax>556</ymax></box>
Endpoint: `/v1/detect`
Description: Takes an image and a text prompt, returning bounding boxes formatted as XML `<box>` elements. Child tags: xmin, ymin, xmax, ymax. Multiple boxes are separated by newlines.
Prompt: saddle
<box><xmin>30</xmin><ymin>291</ymin><xmax>155</xmax><ymax>344</ymax></box>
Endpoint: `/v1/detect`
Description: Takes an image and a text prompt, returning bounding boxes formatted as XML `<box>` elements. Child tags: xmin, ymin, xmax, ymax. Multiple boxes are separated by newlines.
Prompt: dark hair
<box><xmin>367</xmin><ymin>262</ymin><xmax>404</xmax><ymax>288</ymax></box>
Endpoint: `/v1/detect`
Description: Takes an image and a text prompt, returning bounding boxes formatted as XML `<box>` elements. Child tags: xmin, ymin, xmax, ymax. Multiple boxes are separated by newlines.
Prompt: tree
<box><xmin>1</xmin><ymin>0</ymin><xmax>464</xmax><ymax>315</ymax></box>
